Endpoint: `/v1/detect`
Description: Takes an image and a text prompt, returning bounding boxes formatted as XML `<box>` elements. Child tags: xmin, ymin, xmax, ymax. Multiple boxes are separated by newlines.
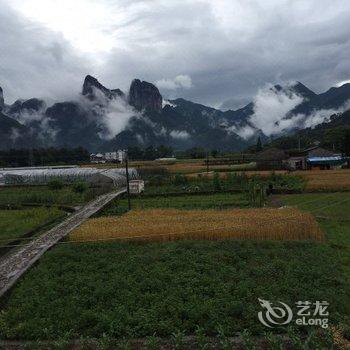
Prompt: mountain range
<box><xmin>0</xmin><ymin>76</ymin><xmax>349</xmax><ymax>151</ymax></box>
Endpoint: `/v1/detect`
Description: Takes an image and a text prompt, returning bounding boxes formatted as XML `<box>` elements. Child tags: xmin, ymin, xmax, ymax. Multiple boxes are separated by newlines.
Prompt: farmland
<box><xmin>0</xmin><ymin>166</ymin><xmax>349</xmax><ymax>347</ymax></box>
<box><xmin>0</xmin><ymin>186</ymin><xmax>90</xmax><ymax>206</ymax></box>
<box><xmin>279</xmin><ymin>191</ymin><xmax>350</xmax><ymax>318</ymax></box>
<box><xmin>0</xmin><ymin>189</ymin><xmax>349</xmax><ymax>345</ymax></box>
<box><xmin>0</xmin><ymin>207</ymin><xmax>65</xmax><ymax>247</ymax></box>
<box><xmin>71</xmin><ymin>207</ymin><xmax>324</xmax><ymax>243</ymax></box>
<box><xmin>103</xmin><ymin>192</ymin><xmax>249</xmax><ymax>213</ymax></box>
<box><xmin>294</xmin><ymin>169</ymin><xmax>350</xmax><ymax>191</ymax></box>
<box><xmin>0</xmin><ymin>240</ymin><xmax>345</xmax><ymax>342</ymax></box>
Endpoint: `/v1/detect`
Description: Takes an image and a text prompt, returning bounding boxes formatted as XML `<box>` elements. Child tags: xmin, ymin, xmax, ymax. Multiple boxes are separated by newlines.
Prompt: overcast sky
<box><xmin>1</xmin><ymin>0</ymin><xmax>350</xmax><ymax>109</ymax></box>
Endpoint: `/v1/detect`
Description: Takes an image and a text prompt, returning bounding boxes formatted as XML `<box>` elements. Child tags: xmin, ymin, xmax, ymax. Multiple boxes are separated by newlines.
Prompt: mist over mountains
<box><xmin>0</xmin><ymin>75</ymin><xmax>349</xmax><ymax>152</ymax></box>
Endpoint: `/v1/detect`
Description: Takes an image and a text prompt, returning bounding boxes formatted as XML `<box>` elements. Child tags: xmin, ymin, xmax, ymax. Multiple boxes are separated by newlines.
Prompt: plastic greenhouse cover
<box><xmin>1</xmin><ymin>167</ymin><xmax>138</xmax><ymax>185</ymax></box>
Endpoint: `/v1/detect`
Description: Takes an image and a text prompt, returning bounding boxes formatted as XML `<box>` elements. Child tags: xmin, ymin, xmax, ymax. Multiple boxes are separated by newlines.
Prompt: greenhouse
<box><xmin>0</xmin><ymin>167</ymin><xmax>138</xmax><ymax>187</ymax></box>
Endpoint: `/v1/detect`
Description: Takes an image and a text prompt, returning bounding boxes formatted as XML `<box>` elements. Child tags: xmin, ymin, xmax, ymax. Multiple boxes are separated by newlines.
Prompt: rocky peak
<box><xmin>82</xmin><ymin>75</ymin><xmax>111</xmax><ymax>100</ymax></box>
<box><xmin>7</xmin><ymin>98</ymin><xmax>45</xmax><ymax>116</ymax></box>
<box><xmin>82</xmin><ymin>75</ymin><xmax>124</xmax><ymax>101</ymax></box>
<box><xmin>111</xmin><ymin>88</ymin><xmax>125</xmax><ymax>98</ymax></box>
<box><xmin>128</xmin><ymin>79</ymin><xmax>162</xmax><ymax>112</ymax></box>
<box><xmin>0</xmin><ymin>87</ymin><xmax>4</xmax><ymax>111</ymax></box>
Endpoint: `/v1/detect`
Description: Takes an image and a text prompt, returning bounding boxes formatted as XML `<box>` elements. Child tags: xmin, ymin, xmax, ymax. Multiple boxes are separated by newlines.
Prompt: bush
<box><xmin>72</xmin><ymin>181</ymin><xmax>88</xmax><ymax>194</ymax></box>
<box><xmin>172</xmin><ymin>174</ymin><xmax>188</xmax><ymax>186</ymax></box>
<box><xmin>212</xmin><ymin>172</ymin><xmax>221</xmax><ymax>191</ymax></box>
<box><xmin>148</xmin><ymin>175</ymin><xmax>168</xmax><ymax>186</ymax></box>
<box><xmin>47</xmin><ymin>179</ymin><xmax>64</xmax><ymax>190</ymax></box>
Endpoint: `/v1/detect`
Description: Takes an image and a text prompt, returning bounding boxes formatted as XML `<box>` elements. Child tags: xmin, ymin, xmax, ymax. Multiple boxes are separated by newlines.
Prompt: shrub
<box><xmin>212</xmin><ymin>172</ymin><xmax>221</xmax><ymax>191</ymax></box>
<box><xmin>172</xmin><ymin>174</ymin><xmax>188</xmax><ymax>186</ymax></box>
<box><xmin>72</xmin><ymin>181</ymin><xmax>88</xmax><ymax>194</ymax></box>
<box><xmin>47</xmin><ymin>179</ymin><xmax>64</xmax><ymax>190</ymax></box>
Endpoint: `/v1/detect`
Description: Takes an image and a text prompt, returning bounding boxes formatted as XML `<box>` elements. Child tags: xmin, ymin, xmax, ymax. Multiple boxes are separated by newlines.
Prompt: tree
<box><xmin>211</xmin><ymin>149</ymin><xmax>219</xmax><ymax>158</ymax></box>
<box><xmin>256</xmin><ymin>137</ymin><xmax>263</xmax><ymax>152</ymax></box>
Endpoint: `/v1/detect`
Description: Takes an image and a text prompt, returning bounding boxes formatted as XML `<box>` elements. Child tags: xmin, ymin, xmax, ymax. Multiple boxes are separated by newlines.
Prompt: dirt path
<box><xmin>0</xmin><ymin>188</ymin><xmax>126</xmax><ymax>298</ymax></box>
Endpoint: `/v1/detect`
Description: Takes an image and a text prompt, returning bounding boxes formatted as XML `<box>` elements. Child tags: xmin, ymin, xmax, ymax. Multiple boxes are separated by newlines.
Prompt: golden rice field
<box><xmin>70</xmin><ymin>207</ymin><xmax>324</xmax><ymax>243</ymax></box>
<box><xmin>295</xmin><ymin>169</ymin><xmax>350</xmax><ymax>190</ymax></box>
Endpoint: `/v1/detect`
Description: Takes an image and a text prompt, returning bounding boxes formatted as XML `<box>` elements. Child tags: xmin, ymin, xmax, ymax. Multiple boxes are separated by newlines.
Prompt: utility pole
<box><xmin>125</xmin><ymin>152</ymin><xmax>131</xmax><ymax>210</ymax></box>
<box><xmin>206</xmin><ymin>151</ymin><xmax>209</xmax><ymax>173</ymax></box>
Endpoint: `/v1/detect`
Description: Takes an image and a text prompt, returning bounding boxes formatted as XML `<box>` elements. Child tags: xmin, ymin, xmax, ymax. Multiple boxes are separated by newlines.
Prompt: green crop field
<box><xmin>100</xmin><ymin>192</ymin><xmax>250</xmax><ymax>216</ymax></box>
<box><xmin>0</xmin><ymin>207</ymin><xmax>65</xmax><ymax>247</ymax></box>
<box><xmin>0</xmin><ymin>186</ymin><xmax>90</xmax><ymax>206</ymax></box>
<box><xmin>0</xmin><ymin>191</ymin><xmax>349</xmax><ymax>347</ymax></box>
<box><xmin>0</xmin><ymin>240</ymin><xmax>345</xmax><ymax>341</ymax></box>
<box><xmin>279</xmin><ymin>192</ymin><xmax>350</xmax><ymax>320</ymax></box>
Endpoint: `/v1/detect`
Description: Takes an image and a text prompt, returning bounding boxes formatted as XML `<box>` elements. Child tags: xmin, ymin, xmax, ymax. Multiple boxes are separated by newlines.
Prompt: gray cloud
<box><xmin>0</xmin><ymin>0</ymin><xmax>89</xmax><ymax>104</ymax></box>
<box><xmin>1</xmin><ymin>0</ymin><xmax>350</xmax><ymax>110</ymax></box>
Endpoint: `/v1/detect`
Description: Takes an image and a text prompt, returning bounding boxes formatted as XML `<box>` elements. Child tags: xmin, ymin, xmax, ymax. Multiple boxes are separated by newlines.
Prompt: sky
<box><xmin>1</xmin><ymin>0</ymin><xmax>350</xmax><ymax>110</ymax></box>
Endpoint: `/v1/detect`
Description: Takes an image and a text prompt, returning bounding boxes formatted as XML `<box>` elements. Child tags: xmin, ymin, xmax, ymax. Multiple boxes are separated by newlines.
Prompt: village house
<box><xmin>287</xmin><ymin>146</ymin><xmax>346</xmax><ymax>170</ymax></box>
<box><xmin>90</xmin><ymin>150</ymin><xmax>126</xmax><ymax>164</ymax></box>
<box><xmin>256</xmin><ymin>146</ymin><xmax>347</xmax><ymax>171</ymax></box>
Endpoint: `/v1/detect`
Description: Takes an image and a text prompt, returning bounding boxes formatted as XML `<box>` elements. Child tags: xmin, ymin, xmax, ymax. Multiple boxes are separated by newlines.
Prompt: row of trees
<box><xmin>0</xmin><ymin>147</ymin><xmax>90</xmax><ymax>167</ymax></box>
<box><xmin>127</xmin><ymin>146</ymin><xmax>223</xmax><ymax>160</ymax></box>
<box><xmin>127</xmin><ymin>145</ymin><xmax>174</xmax><ymax>160</ymax></box>
<box><xmin>265</xmin><ymin>126</ymin><xmax>350</xmax><ymax>155</ymax></box>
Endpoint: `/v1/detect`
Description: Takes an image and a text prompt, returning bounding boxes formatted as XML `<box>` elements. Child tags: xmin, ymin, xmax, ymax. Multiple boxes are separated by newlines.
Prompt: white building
<box><xmin>91</xmin><ymin>150</ymin><xmax>126</xmax><ymax>163</ymax></box>
<box><xmin>129</xmin><ymin>180</ymin><xmax>145</xmax><ymax>194</ymax></box>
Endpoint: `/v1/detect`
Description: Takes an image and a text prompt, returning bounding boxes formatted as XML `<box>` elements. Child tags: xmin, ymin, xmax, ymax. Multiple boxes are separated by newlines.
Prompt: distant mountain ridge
<box><xmin>0</xmin><ymin>76</ymin><xmax>349</xmax><ymax>151</ymax></box>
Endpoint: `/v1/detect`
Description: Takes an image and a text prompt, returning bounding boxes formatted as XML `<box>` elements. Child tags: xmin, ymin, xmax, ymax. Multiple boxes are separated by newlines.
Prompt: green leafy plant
<box><xmin>264</xmin><ymin>332</ymin><xmax>283</xmax><ymax>350</ymax></box>
<box><xmin>195</xmin><ymin>326</ymin><xmax>209</xmax><ymax>350</ymax></box>
<box><xmin>286</xmin><ymin>326</ymin><xmax>303</xmax><ymax>350</ymax></box>
<box><xmin>216</xmin><ymin>325</ymin><xmax>231</xmax><ymax>350</ymax></box>
<box><xmin>72</xmin><ymin>181</ymin><xmax>88</xmax><ymax>194</ymax></box>
<box><xmin>171</xmin><ymin>330</ymin><xmax>186</xmax><ymax>350</ymax></box>
<box><xmin>117</xmin><ymin>338</ymin><xmax>132</xmax><ymax>350</ymax></box>
<box><xmin>48</xmin><ymin>179</ymin><xmax>64</xmax><ymax>190</ymax></box>
<box><xmin>143</xmin><ymin>333</ymin><xmax>160</xmax><ymax>350</ymax></box>
<box><xmin>242</xmin><ymin>329</ymin><xmax>256</xmax><ymax>350</ymax></box>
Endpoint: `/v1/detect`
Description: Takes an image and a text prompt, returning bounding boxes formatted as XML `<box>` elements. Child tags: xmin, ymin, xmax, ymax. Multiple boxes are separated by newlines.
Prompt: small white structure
<box><xmin>116</xmin><ymin>150</ymin><xmax>127</xmax><ymax>163</ymax></box>
<box><xmin>129</xmin><ymin>180</ymin><xmax>145</xmax><ymax>194</ymax></box>
<box><xmin>155</xmin><ymin>157</ymin><xmax>176</xmax><ymax>162</ymax></box>
<box><xmin>90</xmin><ymin>150</ymin><xmax>126</xmax><ymax>163</ymax></box>
<box><xmin>90</xmin><ymin>153</ymin><xmax>106</xmax><ymax>164</ymax></box>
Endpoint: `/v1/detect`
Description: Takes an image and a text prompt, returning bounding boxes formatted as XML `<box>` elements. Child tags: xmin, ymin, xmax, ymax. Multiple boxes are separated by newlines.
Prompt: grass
<box><xmin>279</xmin><ymin>192</ymin><xmax>350</xmax><ymax>329</ymax></box>
<box><xmin>70</xmin><ymin>207</ymin><xmax>324</xmax><ymax>243</ymax></box>
<box><xmin>0</xmin><ymin>186</ymin><xmax>90</xmax><ymax>206</ymax></box>
<box><xmin>0</xmin><ymin>191</ymin><xmax>349</xmax><ymax>342</ymax></box>
<box><xmin>0</xmin><ymin>240</ymin><xmax>345</xmax><ymax>340</ymax></box>
<box><xmin>276</xmin><ymin>192</ymin><xmax>350</xmax><ymax>220</ymax></box>
<box><xmin>101</xmin><ymin>193</ymin><xmax>249</xmax><ymax>214</ymax></box>
<box><xmin>0</xmin><ymin>207</ymin><xmax>65</xmax><ymax>246</ymax></box>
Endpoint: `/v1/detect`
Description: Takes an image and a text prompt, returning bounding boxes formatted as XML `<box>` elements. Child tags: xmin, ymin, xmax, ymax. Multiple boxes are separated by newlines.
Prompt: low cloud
<box><xmin>162</xmin><ymin>100</ymin><xmax>177</xmax><ymax>108</ymax></box>
<box><xmin>11</xmin><ymin>104</ymin><xmax>47</xmax><ymax>125</ymax></box>
<box><xmin>228</xmin><ymin>124</ymin><xmax>256</xmax><ymax>139</ymax></box>
<box><xmin>248</xmin><ymin>84</ymin><xmax>304</xmax><ymax>137</ymax></box>
<box><xmin>170</xmin><ymin>130</ymin><xmax>190</xmax><ymax>140</ymax></box>
<box><xmin>231</xmin><ymin>82</ymin><xmax>350</xmax><ymax>139</ymax></box>
<box><xmin>156</xmin><ymin>75</ymin><xmax>193</xmax><ymax>91</ymax></box>
<box><xmin>101</xmin><ymin>97</ymin><xmax>138</xmax><ymax>140</ymax></box>
<box><xmin>301</xmin><ymin>101</ymin><xmax>350</xmax><ymax>129</ymax></box>
<box><xmin>8</xmin><ymin>101</ymin><xmax>59</xmax><ymax>141</ymax></box>
<box><xmin>79</xmin><ymin>87</ymin><xmax>139</xmax><ymax>140</ymax></box>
